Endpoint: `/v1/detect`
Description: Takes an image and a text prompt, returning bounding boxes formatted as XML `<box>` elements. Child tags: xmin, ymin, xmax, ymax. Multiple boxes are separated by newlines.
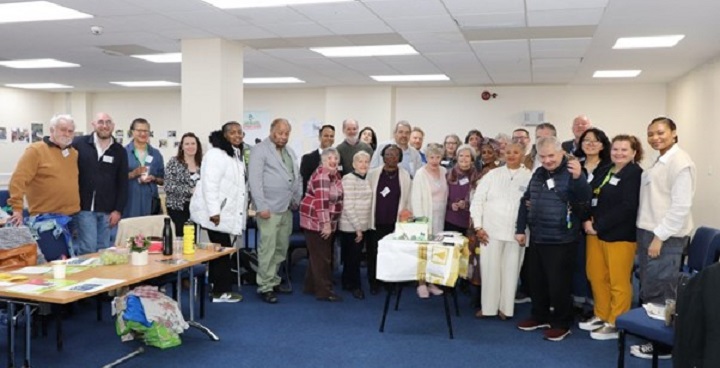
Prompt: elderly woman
<box><xmin>124</xmin><ymin>118</ymin><xmax>165</xmax><ymax>218</ymax></box>
<box><xmin>441</xmin><ymin>134</ymin><xmax>461</xmax><ymax>169</ymax></box>
<box><xmin>471</xmin><ymin>142</ymin><xmax>532</xmax><ymax>319</ymax></box>
<box><xmin>631</xmin><ymin>117</ymin><xmax>696</xmax><ymax>359</ymax></box>
<box><xmin>165</xmin><ymin>132</ymin><xmax>202</xmax><ymax>237</ymax></box>
<box><xmin>495</xmin><ymin>133</ymin><xmax>511</xmax><ymax>164</ymax></box>
<box><xmin>411</xmin><ymin>143</ymin><xmax>448</xmax><ymax>298</ymax></box>
<box><xmin>582</xmin><ymin>135</ymin><xmax>643</xmax><ymax>340</ymax></box>
<box><xmin>445</xmin><ymin>144</ymin><xmax>481</xmax><ymax>233</ymax></box>
<box><xmin>190</xmin><ymin>122</ymin><xmax>247</xmax><ymax>303</ymax></box>
<box><xmin>367</xmin><ymin>144</ymin><xmax>413</xmax><ymax>295</ymax></box>
<box><xmin>359</xmin><ymin>126</ymin><xmax>378</xmax><ymax>151</ymax></box>
<box><xmin>338</xmin><ymin>151</ymin><xmax>372</xmax><ymax>300</ymax></box>
<box><xmin>300</xmin><ymin>147</ymin><xmax>344</xmax><ymax>302</ymax></box>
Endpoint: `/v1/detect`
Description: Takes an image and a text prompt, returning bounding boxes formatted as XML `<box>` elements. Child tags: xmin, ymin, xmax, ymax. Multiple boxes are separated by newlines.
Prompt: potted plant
<box><xmin>128</xmin><ymin>234</ymin><xmax>150</xmax><ymax>266</ymax></box>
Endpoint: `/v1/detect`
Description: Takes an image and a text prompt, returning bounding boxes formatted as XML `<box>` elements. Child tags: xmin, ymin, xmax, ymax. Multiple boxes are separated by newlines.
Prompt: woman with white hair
<box><xmin>411</xmin><ymin>143</ymin><xmax>448</xmax><ymax>298</ymax></box>
<box><xmin>338</xmin><ymin>151</ymin><xmax>372</xmax><ymax>299</ymax></box>
<box><xmin>300</xmin><ymin>147</ymin><xmax>344</xmax><ymax>302</ymax></box>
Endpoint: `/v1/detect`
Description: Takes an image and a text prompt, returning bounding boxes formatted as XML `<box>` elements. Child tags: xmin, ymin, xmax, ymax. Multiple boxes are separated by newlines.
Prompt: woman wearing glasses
<box><xmin>124</xmin><ymin>118</ymin><xmax>165</xmax><ymax>218</ymax></box>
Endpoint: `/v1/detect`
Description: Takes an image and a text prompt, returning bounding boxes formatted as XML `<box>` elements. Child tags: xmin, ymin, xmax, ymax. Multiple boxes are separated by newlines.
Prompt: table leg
<box><xmin>394</xmin><ymin>284</ymin><xmax>402</xmax><ymax>311</ymax></box>
<box><xmin>452</xmin><ymin>287</ymin><xmax>460</xmax><ymax>317</ymax></box>
<box><xmin>8</xmin><ymin>302</ymin><xmax>15</xmax><ymax>368</ymax></box>
<box><xmin>443</xmin><ymin>292</ymin><xmax>454</xmax><ymax>339</ymax></box>
<box><xmin>617</xmin><ymin>330</ymin><xmax>625</xmax><ymax>368</ymax></box>
<box><xmin>182</xmin><ymin>269</ymin><xmax>219</xmax><ymax>341</ymax></box>
<box><xmin>24</xmin><ymin>304</ymin><xmax>31</xmax><ymax>368</ymax></box>
<box><xmin>55</xmin><ymin>306</ymin><xmax>63</xmax><ymax>352</ymax></box>
<box><xmin>379</xmin><ymin>283</ymin><xmax>395</xmax><ymax>333</ymax></box>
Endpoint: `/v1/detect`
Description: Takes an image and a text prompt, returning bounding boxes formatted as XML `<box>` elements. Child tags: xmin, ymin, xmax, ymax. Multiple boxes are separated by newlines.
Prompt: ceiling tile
<box><xmin>526</xmin><ymin>0</ymin><xmax>609</xmax><ymax>11</ymax></box>
<box><xmin>443</xmin><ymin>0</ymin><xmax>525</xmax><ymax>14</ymax></box>
<box><xmin>293</xmin><ymin>1</ymin><xmax>379</xmax><ymax>22</ymax></box>
<box><xmin>321</xmin><ymin>19</ymin><xmax>394</xmax><ymax>35</ymax></box>
<box><xmin>532</xmin><ymin>58</ymin><xmax>581</xmax><ymax>69</ymax></box>
<box><xmin>454</xmin><ymin>13</ymin><xmax>526</xmax><ymax>28</ymax></box>
<box><xmin>530</xmin><ymin>38</ymin><xmax>592</xmax><ymax>58</ymax></box>
<box><xmin>384</xmin><ymin>15</ymin><xmax>460</xmax><ymax>33</ymax></box>
<box><xmin>363</xmin><ymin>0</ymin><xmax>449</xmax><ymax>19</ymax></box>
<box><xmin>527</xmin><ymin>8</ymin><xmax>606</xmax><ymax>27</ymax></box>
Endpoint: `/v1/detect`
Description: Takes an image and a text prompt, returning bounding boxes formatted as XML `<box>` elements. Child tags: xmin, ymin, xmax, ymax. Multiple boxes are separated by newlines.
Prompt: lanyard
<box><xmin>133</xmin><ymin>149</ymin><xmax>147</xmax><ymax>167</ymax></box>
<box><xmin>592</xmin><ymin>169</ymin><xmax>614</xmax><ymax>196</ymax></box>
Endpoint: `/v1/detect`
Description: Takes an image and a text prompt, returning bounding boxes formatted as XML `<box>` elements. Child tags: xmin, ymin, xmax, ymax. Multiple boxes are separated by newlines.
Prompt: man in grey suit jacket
<box><xmin>248</xmin><ymin>118</ymin><xmax>302</xmax><ymax>304</ymax></box>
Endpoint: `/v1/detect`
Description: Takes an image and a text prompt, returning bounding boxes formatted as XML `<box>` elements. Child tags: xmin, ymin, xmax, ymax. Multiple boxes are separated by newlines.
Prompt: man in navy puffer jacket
<box><xmin>514</xmin><ymin>136</ymin><xmax>591</xmax><ymax>342</ymax></box>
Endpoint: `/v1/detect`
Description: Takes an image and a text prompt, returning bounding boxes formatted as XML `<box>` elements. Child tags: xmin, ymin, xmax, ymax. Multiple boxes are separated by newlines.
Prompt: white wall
<box><xmin>667</xmin><ymin>56</ymin><xmax>720</xmax><ymax>228</ymax></box>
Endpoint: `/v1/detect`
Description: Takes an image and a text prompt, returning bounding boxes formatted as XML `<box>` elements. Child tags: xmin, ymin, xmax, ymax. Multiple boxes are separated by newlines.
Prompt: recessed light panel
<box><xmin>613</xmin><ymin>35</ymin><xmax>685</xmax><ymax>49</ymax></box>
<box><xmin>110</xmin><ymin>81</ymin><xmax>180</xmax><ymax>87</ymax></box>
<box><xmin>131</xmin><ymin>53</ymin><xmax>182</xmax><ymax>63</ymax></box>
<box><xmin>243</xmin><ymin>77</ymin><xmax>305</xmax><ymax>84</ymax></box>
<box><xmin>0</xmin><ymin>1</ymin><xmax>92</xmax><ymax>24</ymax></box>
<box><xmin>0</xmin><ymin>58</ymin><xmax>80</xmax><ymax>69</ymax></box>
<box><xmin>200</xmin><ymin>0</ymin><xmax>353</xmax><ymax>9</ymax></box>
<box><xmin>311</xmin><ymin>45</ymin><xmax>418</xmax><ymax>57</ymax></box>
<box><xmin>5</xmin><ymin>83</ymin><xmax>73</xmax><ymax>89</ymax></box>
<box><xmin>371</xmin><ymin>75</ymin><xmax>450</xmax><ymax>82</ymax></box>
<box><xmin>592</xmin><ymin>70</ymin><xmax>642</xmax><ymax>78</ymax></box>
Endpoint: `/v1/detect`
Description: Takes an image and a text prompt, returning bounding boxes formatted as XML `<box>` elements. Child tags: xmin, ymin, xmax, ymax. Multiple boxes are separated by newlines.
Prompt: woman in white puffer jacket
<box><xmin>190</xmin><ymin>121</ymin><xmax>247</xmax><ymax>303</ymax></box>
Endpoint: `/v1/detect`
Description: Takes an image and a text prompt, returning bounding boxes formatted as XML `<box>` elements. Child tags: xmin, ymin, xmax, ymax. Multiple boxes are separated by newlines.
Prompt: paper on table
<box><xmin>12</xmin><ymin>266</ymin><xmax>52</xmax><ymax>274</ymax></box>
<box><xmin>60</xmin><ymin>278</ymin><xmax>125</xmax><ymax>293</ymax></box>
<box><xmin>5</xmin><ymin>279</ymin><xmax>77</xmax><ymax>294</ymax></box>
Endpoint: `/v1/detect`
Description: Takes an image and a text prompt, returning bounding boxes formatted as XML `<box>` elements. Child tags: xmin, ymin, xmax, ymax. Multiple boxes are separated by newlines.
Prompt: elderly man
<box><xmin>410</xmin><ymin>127</ymin><xmax>426</xmax><ymax>164</ymax></box>
<box><xmin>562</xmin><ymin>115</ymin><xmax>592</xmax><ymax>157</ymax></box>
<box><xmin>8</xmin><ymin>114</ymin><xmax>80</xmax><ymax>258</ymax></box>
<box><xmin>249</xmin><ymin>118</ymin><xmax>303</xmax><ymax>304</ymax></box>
<box><xmin>515</xmin><ymin>136</ymin><xmax>591</xmax><ymax>342</ymax></box>
<box><xmin>370</xmin><ymin>120</ymin><xmax>423</xmax><ymax>177</ymax></box>
<box><xmin>336</xmin><ymin>119</ymin><xmax>373</xmax><ymax>176</ymax></box>
<box><xmin>73</xmin><ymin>112</ymin><xmax>128</xmax><ymax>254</ymax></box>
<box><xmin>300</xmin><ymin>124</ymin><xmax>335</xmax><ymax>194</ymax></box>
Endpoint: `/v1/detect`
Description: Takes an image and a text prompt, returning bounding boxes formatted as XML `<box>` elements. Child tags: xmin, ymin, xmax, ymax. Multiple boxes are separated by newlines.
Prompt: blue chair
<box><xmin>0</xmin><ymin>189</ymin><xmax>9</xmax><ymax>207</ymax></box>
<box><xmin>36</xmin><ymin>228</ymin><xmax>72</xmax><ymax>262</ymax></box>
<box><xmin>281</xmin><ymin>210</ymin><xmax>306</xmax><ymax>290</ymax></box>
<box><xmin>618</xmin><ymin>226</ymin><xmax>720</xmax><ymax>367</ymax></box>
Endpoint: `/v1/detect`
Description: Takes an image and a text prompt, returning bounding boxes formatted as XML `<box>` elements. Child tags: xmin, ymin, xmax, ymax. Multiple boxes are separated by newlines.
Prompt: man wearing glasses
<box><xmin>73</xmin><ymin>112</ymin><xmax>128</xmax><ymax>254</ymax></box>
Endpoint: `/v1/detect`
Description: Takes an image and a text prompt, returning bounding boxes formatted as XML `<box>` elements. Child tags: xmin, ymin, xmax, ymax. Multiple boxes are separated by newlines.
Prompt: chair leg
<box><xmin>379</xmin><ymin>283</ymin><xmax>396</xmax><ymax>333</ymax></box>
<box><xmin>452</xmin><ymin>287</ymin><xmax>460</xmax><ymax>317</ymax></box>
<box><xmin>651</xmin><ymin>342</ymin><xmax>659</xmax><ymax>368</ymax></box>
<box><xmin>394</xmin><ymin>284</ymin><xmax>403</xmax><ymax>311</ymax></box>
<box><xmin>443</xmin><ymin>292</ymin><xmax>454</xmax><ymax>339</ymax></box>
<box><xmin>199</xmin><ymin>275</ymin><xmax>206</xmax><ymax>319</ymax></box>
<box><xmin>617</xmin><ymin>329</ymin><xmax>625</xmax><ymax>368</ymax></box>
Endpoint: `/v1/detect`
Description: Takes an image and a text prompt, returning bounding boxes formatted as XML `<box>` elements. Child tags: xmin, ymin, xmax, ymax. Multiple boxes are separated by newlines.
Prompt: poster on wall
<box><xmin>11</xmin><ymin>128</ymin><xmax>30</xmax><ymax>143</ymax></box>
<box><xmin>167</xmin><ymin>130</ymin><xmax>176</xmax><ymax>139</ymax></box>
<box><xmin>243</xmin><ymin>111</ymin><xmax>270</xmax><ymax>145</ymax></box>
<box><xmin>0</xmin><ymin>127</ymin><xmax>7</xmax><ymax>142</ymax></box>
<box><xmin>74</xmin><ymin>131</ymin><xmax>84</xmax><ymax>137</ymax></box>
<box><xmin>30</xmin><ymin>123</ymin><xmax>43</xmax><ymax>143</ymax></box>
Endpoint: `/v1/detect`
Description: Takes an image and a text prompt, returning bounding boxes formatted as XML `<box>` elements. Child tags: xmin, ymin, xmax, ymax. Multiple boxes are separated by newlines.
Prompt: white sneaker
<box><xmin>578</xmin><ymin>315</ymin><xmax>604</xmax><ymax>331</ymax></box>
<box><xmin>630</xmin><ymin>342</ymin><xmax>672</xmax><ymax>359</ymax></box>
<box><xmin>590</xmin><ymin>323</ymin><xmax>618</xmax><ymax>340</ymax></box>
<box><xmin>212</xmin><ymin>292</ymin><xmax>242</xmax><ymax>303</ymax></box>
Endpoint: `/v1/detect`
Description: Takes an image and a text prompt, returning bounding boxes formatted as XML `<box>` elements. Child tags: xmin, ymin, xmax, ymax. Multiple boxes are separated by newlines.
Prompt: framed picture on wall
<box><xmin>30</xmin><ymin>123</ymin><xmax>43</xmax><ymax>143</ymax></box>
<box><xmin>11</xmin><ymin>128</ymin><xmax>29</xmax><ymax>143</ymax></box>
<box><xmin>0</xmin><ymin>127</ymin><xmax>7</xmax><ymax>142</ymax></box>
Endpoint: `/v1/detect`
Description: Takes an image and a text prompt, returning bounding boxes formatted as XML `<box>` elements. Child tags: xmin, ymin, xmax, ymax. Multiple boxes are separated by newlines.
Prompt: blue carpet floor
<box><xmin>0</xmin><ymin>259</ymin><xmax>671</xmax><ymax>368</ymax></box>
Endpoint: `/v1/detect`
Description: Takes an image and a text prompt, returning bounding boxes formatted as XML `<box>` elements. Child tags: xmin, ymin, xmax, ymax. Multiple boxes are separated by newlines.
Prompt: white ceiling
<box><xmin>0</xmin><ymin>0</ymin><xmax>718</xmax><ymax>91</ymax></box>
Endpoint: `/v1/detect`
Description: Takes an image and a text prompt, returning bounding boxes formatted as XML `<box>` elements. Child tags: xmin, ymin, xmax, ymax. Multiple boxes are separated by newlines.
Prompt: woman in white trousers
<box><xmin>470</xmin><ymin>143</ymin><xmax>532</xmax><ymax>319</ymax></box>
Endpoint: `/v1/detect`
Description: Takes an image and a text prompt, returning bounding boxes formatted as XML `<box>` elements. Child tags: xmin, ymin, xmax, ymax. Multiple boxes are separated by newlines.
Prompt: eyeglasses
<box><xmin>582</xmin><ymin>140</ymin><xmax>600</xmax><ymax>145</ymax></box>
<box><xmin>134</xmin><ymin>129</ymin><xmax>150</xmax><ymax>134</ymax></box>
<box><xmin>444</xmin><ymin>141</ymin><xmax>458</xmax><ymax>145</ymax></box>
<box><xmin>96</xmin><ymin>120</ymin><xmax>113</xmax><ymax>126</ymax></box>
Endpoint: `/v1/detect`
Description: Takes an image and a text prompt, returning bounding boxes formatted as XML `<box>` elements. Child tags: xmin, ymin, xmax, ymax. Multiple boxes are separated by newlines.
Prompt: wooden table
<box><xmin>0</xmin><ymin>247</ymin><xmax>235</xmax><ymax>368</ymax></box>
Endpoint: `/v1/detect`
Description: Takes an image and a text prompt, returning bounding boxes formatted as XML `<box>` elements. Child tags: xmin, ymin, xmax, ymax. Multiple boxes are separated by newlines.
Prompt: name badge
<box><xmin>586</xmin><ymin>173</ymin><xmax>594</xmax><ymax>183</ymax></box>
<box><xmin>102</xmin><ymin>155</ymin><xmax>114</xmax><ymax>164</ymax></box>
<box><xmin>591</xmin><ymin>198</ymin><xmax>598</xmax><ymax>207</ymax></box>
<box><xmin>609</xmin><ymin>177</ymin><xmax>620</xmax><ymax>186</ymax></box>
<box><xmin>380</xmin><ymin>186</ymin><xmax>391</xmax><ymax>197</ymax></box>
<box><xmin>458</xmin><ymin>177</ymin><xmax>469</xmax><ymax>186</ymax></box>
<box><xmin>62</xmin><ymin>149</ymin><xmax>70</xmax><ymax>158</ymax></box>
<box><xmin>519</xmin><ymin>185</ymin><xmax>527</xmax><ymax>193</ymax></box>
<box><xmin>145</xmin><ymin>155</ymin><xmax>154</xmax><ymax>164</ymax></box>
<box><xmin>338</xmin><ymin>165</ymin><xmax>343</xmax><ymax>172</ymax></box>
<box><xmin>441</xmin><ymin>160</ymin><xmax>450</xmax><ymax>166</ymax></box>
<box><xmin>546</xmin><ymin>178</ymin><xmax>555</xmax><ymax>189</ymax></box>
<box><xmin>190</xmin><ymin>173</ymin><xmax>200</xmax><ymax>181</ymax></box>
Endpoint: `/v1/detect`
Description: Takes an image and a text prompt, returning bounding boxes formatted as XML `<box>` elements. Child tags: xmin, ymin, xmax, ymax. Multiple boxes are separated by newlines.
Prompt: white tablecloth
<box><xmin>376</xmin><ymin>234</ymin><xmax>469</xmax><ymax>287</ymax></box>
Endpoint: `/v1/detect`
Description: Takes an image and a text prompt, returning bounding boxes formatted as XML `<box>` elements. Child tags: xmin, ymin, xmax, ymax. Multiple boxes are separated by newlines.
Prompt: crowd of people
<box><xmin>5</xmin><ymin>112</ymin><xmax>696</xmax><ymax>359</ymax></box>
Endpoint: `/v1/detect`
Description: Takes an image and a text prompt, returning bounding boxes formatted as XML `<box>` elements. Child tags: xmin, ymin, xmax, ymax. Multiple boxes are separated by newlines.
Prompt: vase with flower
<box><xmin>128</xmin><ymin>234</ymin><xmax>150</xmax><ymax>266</ymax></box>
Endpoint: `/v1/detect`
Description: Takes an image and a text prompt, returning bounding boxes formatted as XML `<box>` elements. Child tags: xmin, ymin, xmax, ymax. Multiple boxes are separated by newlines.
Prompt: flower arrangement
<box><xmin>128</xmin><ymin>234</ymin><xmax>150</xmax><ymax>253</ymax></box>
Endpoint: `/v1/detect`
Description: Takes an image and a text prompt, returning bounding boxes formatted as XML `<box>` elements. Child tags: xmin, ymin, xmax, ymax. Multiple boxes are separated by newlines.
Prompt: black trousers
<box><xmin>527</xmin><ymin>242</ymin><xmax>577</xmax><ymax>330</ymax></box>
<box><xmin>339</xmin><ymin>230</ymin><xmax>365</xmax><ymax>290</ymax></box>
<box><xmin>167</xmin><ymin>202</ymin><xmax>190</xmax><ymax>238</ymax></box>
<box><xmin>366</xmin><ymin>223</ymin><xmax>395</xmax><ymax>286</ymax></box>
<box><xmin>206</xmin><ymin>229</ymin><xmax>234</xmax><ymax>293</ymax></box>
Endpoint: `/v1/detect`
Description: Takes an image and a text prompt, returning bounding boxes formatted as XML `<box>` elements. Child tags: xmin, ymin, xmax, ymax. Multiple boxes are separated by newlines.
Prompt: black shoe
<box><xmin>318</xmin><ymin>294</ymin><xmax>343</xmax><ymax>302</ymax></box>
<box><xmin>273</xmin><ymin>284</ymin><xmax>292</xmax><ymax>294</ymax></box>
<box><xmin>260</xmin><ymin>291</ymin><xmax>278</xmax><ymax>304</ymax></box>
<box><xmin>351</xmin><ymin>289</ymin><xmax>365</xmax><ymax>300</ymax></box>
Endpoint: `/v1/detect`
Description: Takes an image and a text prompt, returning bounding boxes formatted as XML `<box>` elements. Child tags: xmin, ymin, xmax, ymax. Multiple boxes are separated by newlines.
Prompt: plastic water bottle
<box><xmin>162</xmin><ymin>217</ymin><xmax>173</xmax><ymax>256</ymax></box>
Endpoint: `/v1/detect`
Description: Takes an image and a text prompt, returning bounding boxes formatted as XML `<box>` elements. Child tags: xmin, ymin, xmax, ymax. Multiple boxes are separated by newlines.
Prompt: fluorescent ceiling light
<box><xmin>371</xmin><ymin>74</ymin><xmax>450</xmax><ymax>82</ymax></box>
<box><xmin>200</xmin><ymin>0</ymin><xmax>353</xmax><ymax>9</ymax></box>
<box><xmin>0</xmin><ymin>58</ymin><xmax>80</xmax><ymax>69</ymax></box>
<box><xmin>131</xmin><ymin>53</ymin><xmax>182</xmax><ymax>63</ymax></box>
<box><xmin>5</xmin><ymin>83</ymin><xmax>73</xmax><ymax>89</ymax></box>
<box><xmin>110</xmin><ymin>81</ymin><xmax>180</xmax><ymax>87</ymax></box>
<box><xmin>243</xmin><ymin>77</ymin><xmax>305</xmax><ymax>84</ymax></box>
<box><xmin>613</xmin><ymin>35</ymin><xmax>685</xmax><ymax>49</ymax></box>
<box><xmin>593</xmin><ymin>70</ymin><xmax>642</xmax><ymax>78</ymax></box>
<box><xmin>0</xmin><ymin>1</ymin><xmax>92</xmax><ymax>24</ymax></box>
<box><xmin>311</xmin><ymin>44</ymin><xmax>418</xmax><ymax>58</ymax></box>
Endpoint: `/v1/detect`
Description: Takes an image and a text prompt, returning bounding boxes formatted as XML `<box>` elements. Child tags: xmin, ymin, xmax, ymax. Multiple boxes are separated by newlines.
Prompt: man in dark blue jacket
<box><xmin>515</xmin><ymin>136</ymin><xmax>591</xmax><ymax>342</ymax></box>
<box><xmin>73</xmin><ymin>112</ymin><xmax>128</xmax><ymax>254</ymax></box>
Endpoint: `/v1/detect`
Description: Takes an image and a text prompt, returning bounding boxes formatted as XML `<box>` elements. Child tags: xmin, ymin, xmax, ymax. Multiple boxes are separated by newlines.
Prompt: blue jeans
<box><xmin>74</xmin><ymin>211</ymin><xmax>111</xmax><ymax>255</ymax></box>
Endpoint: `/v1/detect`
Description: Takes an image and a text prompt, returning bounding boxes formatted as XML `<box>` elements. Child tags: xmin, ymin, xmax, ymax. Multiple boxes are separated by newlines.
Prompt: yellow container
<box><xmin>183</xmin><ymin>223</ymin><xmax>195</xmax><ymax>255</ymax></box>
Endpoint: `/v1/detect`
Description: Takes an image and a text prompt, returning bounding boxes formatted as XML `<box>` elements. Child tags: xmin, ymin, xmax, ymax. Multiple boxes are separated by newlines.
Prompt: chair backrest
<box><xmin>687</xmin><ymin>226</ymin><xmax>720</xmax><ymax>273</ymax></box>
<box><xmin>0</xmin><ymin>190</ymin><xmax>9</xmax><ymax>207</ymax></box>
<box><xmin>114</xmin><ymin>215</ymin><xmax>168</xmax><ymax>247</ymax></box>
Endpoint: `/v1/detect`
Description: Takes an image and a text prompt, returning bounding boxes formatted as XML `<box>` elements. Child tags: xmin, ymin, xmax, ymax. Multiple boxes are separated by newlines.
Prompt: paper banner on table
<box><xmin>243</xmin><ymin>111</ymin><xmax>270</xmax><ymax>144</ymax></box>
<box><xmin>60</xmin><ymin>278</ymin><xmax>124</xmax><ymax>293</ymax></box>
